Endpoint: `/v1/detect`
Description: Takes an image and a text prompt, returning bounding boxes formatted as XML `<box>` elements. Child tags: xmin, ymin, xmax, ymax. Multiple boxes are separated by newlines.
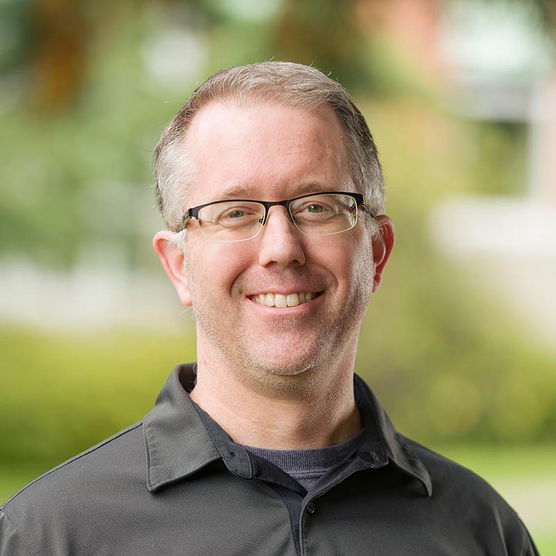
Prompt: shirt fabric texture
<box><xmin>0</xmin><ymin>363</ymin><xmax>538</xmax><ymax>556</ymax></box>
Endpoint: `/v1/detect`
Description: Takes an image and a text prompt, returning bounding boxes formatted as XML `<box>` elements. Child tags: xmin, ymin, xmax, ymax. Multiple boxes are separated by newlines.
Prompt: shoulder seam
<box><xmin>3</xmin><ymin>421</ymin><xmax>144</xmax><ymax>506</ymax></box>
<box><xmin>1</xmin><ymin>507</ymin><xmax>40</xmax><ymax>555</ymax></box>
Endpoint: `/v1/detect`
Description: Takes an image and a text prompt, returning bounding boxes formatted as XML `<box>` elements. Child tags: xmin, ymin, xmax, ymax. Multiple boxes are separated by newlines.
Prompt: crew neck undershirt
<box><xmin>241</xmin><ymin>431</ymin><xmax>364</xmax><ymax>491</ymax></box>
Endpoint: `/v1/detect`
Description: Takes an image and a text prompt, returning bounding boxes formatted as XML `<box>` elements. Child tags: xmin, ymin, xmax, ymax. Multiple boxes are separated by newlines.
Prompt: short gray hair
<box><xmin>153</xmin><ymin>61</ymin><xmax>385</xmax><ymax>231</ymax></box>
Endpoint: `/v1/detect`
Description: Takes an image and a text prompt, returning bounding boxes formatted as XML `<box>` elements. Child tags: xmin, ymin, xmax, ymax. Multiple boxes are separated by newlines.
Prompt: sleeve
<box><xmin>0</xmin><ymin>508</ymin><xmax>38</xmax><ymax>556</ymax></box>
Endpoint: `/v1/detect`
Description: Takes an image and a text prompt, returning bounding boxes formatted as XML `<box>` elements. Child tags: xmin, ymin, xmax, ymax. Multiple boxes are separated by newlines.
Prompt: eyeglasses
<box><xmin>179</xmin><ymin>191</ymin><xmax>373</xmax><ymax>243</ymax></box>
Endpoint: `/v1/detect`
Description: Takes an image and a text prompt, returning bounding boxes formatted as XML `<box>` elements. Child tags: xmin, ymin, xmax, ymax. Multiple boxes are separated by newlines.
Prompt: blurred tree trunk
<box><xmin>28</xmin><ymin>0</ymin><xmax>89</xmax><ymax>112</ymax></box>
<box><xmin>271</xmin><ymin>0</ymin><xmax>370</xmax><ymax>91</ymax></box>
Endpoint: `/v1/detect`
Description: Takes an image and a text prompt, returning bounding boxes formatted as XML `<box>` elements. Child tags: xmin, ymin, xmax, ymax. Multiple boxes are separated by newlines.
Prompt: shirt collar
<box><xmin>143</xmin><ymin>364</ymin><xmax>220</xmax><ymax>492</ymax></box>
<box><xmin>354</xmin><ymin>374</ymin><xmax>432</xmax><ymax>496</ymax></box>
<box><xmin>143</xmin><ymin>364</ymin><xmax>431</xmax><ymax>496</ymax></box>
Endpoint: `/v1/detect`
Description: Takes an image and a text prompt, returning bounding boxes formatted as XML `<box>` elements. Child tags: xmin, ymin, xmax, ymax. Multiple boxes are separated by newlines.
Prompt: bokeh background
<box><xmin>1</xmin><ymin>0</ymin><xmax>555</xmax><ymax>551</ymax></box>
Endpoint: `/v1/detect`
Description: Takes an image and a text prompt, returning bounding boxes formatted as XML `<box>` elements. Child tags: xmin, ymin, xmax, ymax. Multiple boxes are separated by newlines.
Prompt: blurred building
<box><xmin>359</xmin><ymin>0</ymin><xmax>556</xmax><ymax>352</ymax></box>
<box><xmin>398</xmin><ymin>0</ymin><xmax>556</xmax><ymax>354</ymax></box>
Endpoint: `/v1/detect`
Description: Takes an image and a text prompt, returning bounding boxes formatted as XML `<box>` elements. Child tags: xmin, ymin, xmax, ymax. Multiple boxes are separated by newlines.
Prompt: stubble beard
<box><xmin>187</xmin><ymin>244</ymin><xmax>375</xmax><ymax>398</ymax></box>
<box><xmin>192</xmin><ymin>292</ymin><xmax>368</xmax><ymax>399</ymax></box>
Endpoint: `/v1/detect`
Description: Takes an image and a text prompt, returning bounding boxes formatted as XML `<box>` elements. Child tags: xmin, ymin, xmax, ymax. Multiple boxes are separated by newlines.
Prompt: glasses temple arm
<box><xmin>360</xmin><ymin>199</ymin><xmax>375</xmax><ymax>217</ymax></box>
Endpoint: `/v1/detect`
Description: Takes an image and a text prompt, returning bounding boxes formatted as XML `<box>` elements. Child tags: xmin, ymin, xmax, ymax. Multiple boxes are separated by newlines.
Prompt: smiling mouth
<box><xmin>249</xmin><ymin>292</ymin><xmax>323</xmax><ymax>308</ymax></box>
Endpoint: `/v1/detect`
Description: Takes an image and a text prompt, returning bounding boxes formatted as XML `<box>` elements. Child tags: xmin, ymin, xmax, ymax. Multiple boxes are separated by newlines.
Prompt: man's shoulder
<box><xmin>378</xmin><ymin>435</ymin><xmax>537</xmax><ymax>555</ymax></box>
<box><xmin>2</xmin><ymin>420</ymin><xmax>144</xmax><ymax>515</ymax></box>
<box><xmin>401</xmin><ymin>436</ymin><xmax>498</xmax><ymax>489</ymax></box>
<box><xmin>398</xmin><ymin>435</ymin><xmax>527</xmax><ymax>524</ymax></box>
<box><xmin>0</xmin><ymin>420</ymin><xmax>154</xmax><ymax>555</ymax></box>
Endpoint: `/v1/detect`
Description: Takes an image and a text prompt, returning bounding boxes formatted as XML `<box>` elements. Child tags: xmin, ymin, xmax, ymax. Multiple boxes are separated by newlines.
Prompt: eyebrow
<box><xmin>218</xmin><ymin>184</ymin><xmax>255</xmax><ymax>199</ymax></box>
<box><xmin>217</xmin><ymin>182</ymin><xmax>335</xmax><ymax>201</ymax></box>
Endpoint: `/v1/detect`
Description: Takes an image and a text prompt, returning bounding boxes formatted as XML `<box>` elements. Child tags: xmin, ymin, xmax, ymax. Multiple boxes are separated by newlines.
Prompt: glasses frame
<box><xmin>179</xmin><ymin>191</ymin><xmax>374</xmax><ymax>241</ymax></box>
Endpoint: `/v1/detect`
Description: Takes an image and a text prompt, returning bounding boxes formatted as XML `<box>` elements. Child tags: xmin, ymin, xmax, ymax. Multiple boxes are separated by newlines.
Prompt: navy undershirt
<box><xmin>241</xmin><ymin>430</ymin><xmax>364</xmax><ymax>491</ymax></box>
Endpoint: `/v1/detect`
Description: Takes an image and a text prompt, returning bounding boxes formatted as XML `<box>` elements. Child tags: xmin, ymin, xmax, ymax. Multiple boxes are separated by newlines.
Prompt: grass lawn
<box><xmin>2</xmin><ymin>445</ymin><xmax>555</xmax><ymax>554</ymax></box>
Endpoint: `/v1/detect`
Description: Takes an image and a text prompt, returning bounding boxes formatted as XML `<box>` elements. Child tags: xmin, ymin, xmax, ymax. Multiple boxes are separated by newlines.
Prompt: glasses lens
<box><xmin>290</xmin><ymin>193</ymin><xmax>357</xmax><ymax>235</ymax></box>
<box><xmin>197</xmin><ymin>201</ymin><xmax>265</xmax><ymax>242</ymax></box>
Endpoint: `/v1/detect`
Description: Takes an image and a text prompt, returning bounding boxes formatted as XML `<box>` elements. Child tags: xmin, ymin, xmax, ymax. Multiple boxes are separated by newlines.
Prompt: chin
<box><xmin>264</xmin><ymin>362</ymin><xmax>313</xmax><ymax>377</ymax></box>
<box><xmin>244</xmin><ymin>349</ymin><xmax>320</xmax><ymax>380</ymax></box>
<box><xmin>238</xmin><ymin>328</ymin><xmax>346</xmax><ymax>380</ymax></box>
<box><xmin>220</xmin><ymin>339</ymin><xmax>339</xmax><ymax>397</ymax></box>
<box><xmin>248</xmin><ymin>337</ymin><xmax>310</xmax><ymax>364</ymax></box>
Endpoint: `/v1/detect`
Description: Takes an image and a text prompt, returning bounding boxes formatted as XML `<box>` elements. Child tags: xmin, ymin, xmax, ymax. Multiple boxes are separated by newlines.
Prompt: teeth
<box><xmin>252</xmin><ymin>292</ymin><xmax>316</xmax><ymax>308</ymax></box>
<box><xmin>286</xmin><ymin>293</ymin><xmax>299</xmax><ymax>307</ymax></box>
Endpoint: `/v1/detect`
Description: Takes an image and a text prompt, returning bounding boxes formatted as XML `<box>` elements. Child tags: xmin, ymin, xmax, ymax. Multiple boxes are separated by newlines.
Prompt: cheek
<box><xmin>185</xmin><ymin>243</ymin><xmax>251</xmax><ymax>300</ymax></box>
<box><xmin>340</xmin><ymin>240</ymin><xmax>375</xmax><ymax>300</ymax></box>
<box><xmin>352</xmin><ymin>255</ymin><xmax>375</xmax><ymax>297</ymax></box>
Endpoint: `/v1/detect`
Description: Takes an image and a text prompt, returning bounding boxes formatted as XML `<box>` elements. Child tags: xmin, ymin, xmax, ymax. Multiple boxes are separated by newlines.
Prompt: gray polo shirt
<box><xmin>0</xmin><ymin>364</ymin><xmax>538</xmax><ymax>555</ymax></box>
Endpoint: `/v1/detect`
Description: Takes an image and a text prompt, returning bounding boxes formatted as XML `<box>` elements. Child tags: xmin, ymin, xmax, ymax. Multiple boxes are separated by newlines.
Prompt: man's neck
<box><xmin>190</xmin><ymin>353</ymin><xmax>362</xmax><ymax>450</ymax></box>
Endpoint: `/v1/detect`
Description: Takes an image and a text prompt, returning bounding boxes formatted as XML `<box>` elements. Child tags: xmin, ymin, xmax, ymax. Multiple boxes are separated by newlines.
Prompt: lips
<box><xmin>249</xmin><ymin>292</ymin><xmax>321</xmax><ymax>308</ymax></box>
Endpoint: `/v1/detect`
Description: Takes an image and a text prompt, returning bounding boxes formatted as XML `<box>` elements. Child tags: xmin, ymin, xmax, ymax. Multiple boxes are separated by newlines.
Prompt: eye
<box><xmin>225</xmin><ymin>208</ymin><xmax>248</xmax><ymax>219</ymax></box>
<box><xmin>294</xmin><ymin>200</ymin><xmax>336</xmax><ymax>219</ymax></box>
<box><xmin>216</xmin><ymin>204</ymin><xmax>261</xmax><ymax>227</ymax></box>
<box><xmin>305</xmin><ymin>203</ymin><xmax>326</xmax><ymax>214</ymax></box>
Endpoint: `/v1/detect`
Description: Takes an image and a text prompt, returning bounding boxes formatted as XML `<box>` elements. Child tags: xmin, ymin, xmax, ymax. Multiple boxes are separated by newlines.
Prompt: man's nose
<box><xmin>257</xmin><ymin>206</ymin><xmax>306</xmax><ymax>267</ymax></box>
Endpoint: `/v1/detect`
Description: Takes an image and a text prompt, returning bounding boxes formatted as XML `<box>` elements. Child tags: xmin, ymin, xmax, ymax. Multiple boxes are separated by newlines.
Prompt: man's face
<box><xmin>156</xmin><ymin>101</ymin><xmax>392</xmax><ymax>387</ymax></box>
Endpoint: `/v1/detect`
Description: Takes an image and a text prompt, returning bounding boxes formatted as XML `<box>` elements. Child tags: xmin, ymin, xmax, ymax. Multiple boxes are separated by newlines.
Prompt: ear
<box><xmin>371</xmin><ymin>215</ymin><xmax>395</xmax><ymax>293</ymax></box>
<box><xmin>152</xmin><ymin>231</ymin><xmax>193</xmax><ymax>306</ymax></box>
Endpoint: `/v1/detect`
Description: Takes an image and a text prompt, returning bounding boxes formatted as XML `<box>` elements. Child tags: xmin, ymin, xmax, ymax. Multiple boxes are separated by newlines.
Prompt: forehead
<box><xmin>182</xmin><ymin>100</ymin><xmax>352</xmax><ymax>204</ymax></box>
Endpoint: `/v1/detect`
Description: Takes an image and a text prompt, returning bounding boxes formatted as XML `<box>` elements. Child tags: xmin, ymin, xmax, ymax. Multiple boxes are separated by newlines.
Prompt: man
<box><xmin>1</xmin><ymin>62</ymin><xmax>537</xmax><ymax>555</ymax></box>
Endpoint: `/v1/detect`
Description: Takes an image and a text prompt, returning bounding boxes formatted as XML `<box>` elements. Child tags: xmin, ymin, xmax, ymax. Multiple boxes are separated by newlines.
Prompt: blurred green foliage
<box><xmin>468</xmin><ymin>121</ymin><xmax>528</xmax><ymax>196</ymax></box>
<box><xmin>0</xmin><ymin>326</ymin><xmax>195</xmax><ymax>465</ymax></box>
<box><xmin>355</xmin><ymin>101</ymin><xmax>556</xmax><ymax>445</ymax></box>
